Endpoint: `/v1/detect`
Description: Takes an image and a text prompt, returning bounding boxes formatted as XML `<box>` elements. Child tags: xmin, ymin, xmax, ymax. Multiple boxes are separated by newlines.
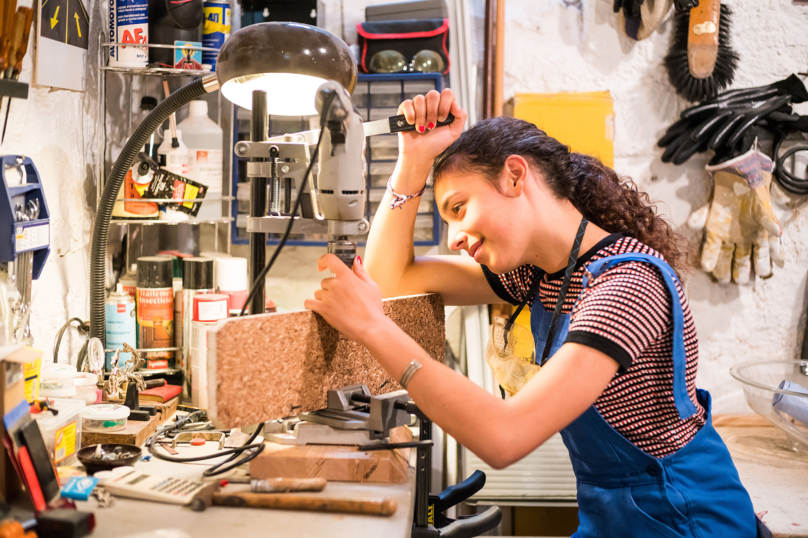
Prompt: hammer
<box><xmin>190</xmin><ymin>480</ymin><xmax>397</xmax><ymax>516</ymax></box>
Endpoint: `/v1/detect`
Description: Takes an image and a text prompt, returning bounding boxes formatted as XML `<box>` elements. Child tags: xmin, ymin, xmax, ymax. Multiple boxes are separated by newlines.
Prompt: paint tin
<box><xmin>189</xmin><ymin>293</ymin><xmax>228</xmax><ymax>408</ymax></box>
<box><xmin>105</xmin><ymin>283</ymin><xmax>136</xmax><ymax>369</ymax></box>
<box><xmin>109</xmin><ymin>0</ymin><xmax>149</xmax><ymax>68</ymax></box>
<box><xmin>136</xmin><ymin>256</ymin><xmax>174</xmax><ymax>363</ymax></box>
<box><xmin>202</xmin><ymin>1</ymin><xmax>230</xmax><ymax>70</ymax></box>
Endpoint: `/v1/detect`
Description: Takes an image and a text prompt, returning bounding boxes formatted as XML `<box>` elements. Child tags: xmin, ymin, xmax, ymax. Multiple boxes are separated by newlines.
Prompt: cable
<box><xmin>52</xmin><ymin>317</ymin><xmax>89</xmax><ymax>363</ymax></box>
<box><xmin>774</xmin><ymin>136</ymin><xmax>808</xmax><ymax>195</ymax></box>
<box><xmin>239</xmin><ymin>91</ymin><xmax>337</xmax><ymax>316</ymax></box>
<box><xmin>147</xmin><ymin>422</ymin><xmax>265</xmax><ymax>477</ymax></box>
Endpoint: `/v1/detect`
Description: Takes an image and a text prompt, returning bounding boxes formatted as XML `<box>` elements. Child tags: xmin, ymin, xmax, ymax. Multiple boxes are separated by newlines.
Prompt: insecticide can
<box><xmin>202</xmin><ymin>1</ymin><xmax>230</xmax><ymax>70</ymax></box>
<box><xmin>136</xmin><ymin>256</ymin><xmax>174</xmax><ymax>364</ymax></box>
<box><xmin>105</xmin><ymin>284</ymin><xmax>136</xmax><ymax>370</ymax></box>
<box><xmin>109</xmin><ymin>0</ymin><xmax>149</xmax><ymax>68</ymax></box>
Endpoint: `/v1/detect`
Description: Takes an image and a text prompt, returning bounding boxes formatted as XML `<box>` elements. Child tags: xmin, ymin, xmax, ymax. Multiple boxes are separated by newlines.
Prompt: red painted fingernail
<box><xmin>418</xmin><ymin>125</ymin><xmax>425</xmax><ymax>133</ymax></box>
<box><xmin>356</xmin><ymin>256</ymin><xmax>362</xmax><ymax>265</ymax></box>
<box><xmin>427</xmin><ymin>122</ymin><xmax>435</xmax><ymax>130</ymax></box>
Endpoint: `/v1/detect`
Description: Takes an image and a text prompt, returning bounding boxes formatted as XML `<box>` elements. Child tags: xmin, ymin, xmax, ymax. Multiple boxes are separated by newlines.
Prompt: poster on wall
<box><xmin>35</xmin><ymin>0</ymin><xmax>90</xmax><ymax>91</ymax></box>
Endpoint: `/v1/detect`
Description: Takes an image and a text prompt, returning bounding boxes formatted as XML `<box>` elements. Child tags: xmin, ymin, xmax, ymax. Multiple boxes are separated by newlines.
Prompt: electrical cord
<box><xmin>773</xmin><ymin>136</ymin><xmax>808</xmax><ymax>195</ymax></box>
<box><xmin>148</xmin><ymin>421</ymin><xmax>265</xmax><ymax>477</ymax></box>
<box><xmin>239</xmin><ymin>91</ymin><xmax>337</xmax><ymax>316</ymax></box>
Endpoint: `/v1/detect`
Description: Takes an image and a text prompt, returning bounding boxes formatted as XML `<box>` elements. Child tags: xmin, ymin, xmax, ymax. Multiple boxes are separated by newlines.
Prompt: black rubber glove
<box><xmin>614</xmin><ymin>0</ymin><xmax>644</xmax><ymax>18</ymax></box>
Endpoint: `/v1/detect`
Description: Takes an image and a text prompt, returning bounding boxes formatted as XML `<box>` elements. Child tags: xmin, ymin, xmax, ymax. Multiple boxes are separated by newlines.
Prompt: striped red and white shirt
<box><xmin>482</xmin><ymin>235</ymin><xmax>706</xmax><ymax>458</ymax></box>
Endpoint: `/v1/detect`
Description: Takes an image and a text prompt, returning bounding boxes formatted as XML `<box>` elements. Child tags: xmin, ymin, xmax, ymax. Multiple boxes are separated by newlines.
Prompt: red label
<box><xmin>117</xmin><ymin>304</ymin><xmax>126</xmax><ymax>313</ymax></box>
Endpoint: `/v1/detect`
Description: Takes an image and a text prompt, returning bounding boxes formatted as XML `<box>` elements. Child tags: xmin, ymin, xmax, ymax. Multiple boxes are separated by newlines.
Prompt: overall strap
<box><xmin>582</xmin><ymin>253</ymin><xmax>699</xmax><ymax>420</ymax></box>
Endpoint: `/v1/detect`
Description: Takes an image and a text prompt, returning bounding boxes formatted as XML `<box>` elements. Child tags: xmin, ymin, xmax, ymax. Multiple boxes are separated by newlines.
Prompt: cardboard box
<box><xmin>1</xmin><ymin>346</ymin><xmax>43</xmax><ymax>502</ymax></box>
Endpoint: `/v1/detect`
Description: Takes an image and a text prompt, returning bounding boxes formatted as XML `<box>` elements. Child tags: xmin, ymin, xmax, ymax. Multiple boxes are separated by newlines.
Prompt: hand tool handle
<box><xmin>17</xmin><ymin>447</ymin><xmax>46</xmax><ymax>512</ymax></box>
<box><xmin>212</xmin><ymin>492</ymin><xmax>398</xmax><ymax>516</ymax></box>
<box><xmin>388</xmin><ymin>113</ymin><xmax>455</xmax><ymax>134</ymax></box>
<box><xmin>5</xmin><ymin>9</ymin><xmax>24</xmax><ymax>78</ymax></box>
<box><xmin>11</xmin><ymin>5</ymin><xmax>31</xmax><ymax>78</ymax></box>
<box><xmin>250</xmin><ymin>477</ymin><xmax>327</xmax><ymax>493</ymax></box>
<box><xmin>144</xmin><ymin>378</ymin><xmax>167</xmax><ymax>389</ymax></box>
<box><xmin>0</xmin><ymin>0</ymin><xmax>17</xmax><ymax>73</ymax></box>
<box><xmin>687</xmin><ymin>0</ymin><xmax>720</xmax><ymax>79</ymax></box>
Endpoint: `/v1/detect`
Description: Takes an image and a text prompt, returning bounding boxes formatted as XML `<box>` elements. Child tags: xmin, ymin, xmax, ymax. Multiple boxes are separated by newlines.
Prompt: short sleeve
<box><xmin>481</xmin><ymin>264</ymin><xmax>540</xmax><ymax>306</ymax></box>
<box><xmin>565</xmin><ymin>261</ymin><xmax>673</xmax><ymax>372</ymax></box>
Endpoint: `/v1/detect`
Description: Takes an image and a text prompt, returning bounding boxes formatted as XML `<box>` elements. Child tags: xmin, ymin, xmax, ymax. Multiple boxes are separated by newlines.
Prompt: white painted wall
<box><xmin>3</xmin><ymin>0</ymin><xmax>105</xmax><ymax>364</ymax></box>
<box><xmin>503</xmin><ymin>0</ymin><xmax>808</xmax><ymax>413</ymax></box>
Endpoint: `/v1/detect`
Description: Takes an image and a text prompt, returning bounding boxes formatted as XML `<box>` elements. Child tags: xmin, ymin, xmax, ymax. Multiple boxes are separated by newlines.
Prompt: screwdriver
<box><xmin>1</xmin><ymin>6</ymin><xmax>31</xmax><ymax>144</ymax></box>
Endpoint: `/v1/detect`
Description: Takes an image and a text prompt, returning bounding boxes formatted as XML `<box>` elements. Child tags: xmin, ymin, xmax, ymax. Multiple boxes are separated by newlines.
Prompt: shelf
<box><xmin>110</xmin><ymin>217</ymin><xmax>233</xmax><ymax>225</ymax></box>
<box><xmin>101</xmin><ymin>66</ymin><xmax>211</xmax><ymax>77</ymax></box>
<box><xmin>104</xmin><ymin>368</ymin><xmax>181</xmax><ymax>378</ymax></box>
<box><xmin>119</xmin><ymin>196</ymin><xmax>234</xmax><ymax>203</ymax></box>
<box><xmin>0</xmin><ymin>78</ymin><xmax>28</xmax><ymax>100</ymax></box>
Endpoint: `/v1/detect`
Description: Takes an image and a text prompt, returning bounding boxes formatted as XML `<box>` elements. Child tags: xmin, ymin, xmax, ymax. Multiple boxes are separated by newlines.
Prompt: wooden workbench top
<box><xmin>714</xmin><ymin>414</ymin><xmax>808</xmax><ymax>538</ymax></box>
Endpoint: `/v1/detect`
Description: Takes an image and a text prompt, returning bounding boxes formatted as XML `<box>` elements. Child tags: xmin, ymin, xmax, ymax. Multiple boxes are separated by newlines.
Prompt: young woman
<box><xmin>304</xmin><ymin>90</ymin><xmax>761</xmax><ymax>538</ymax></box>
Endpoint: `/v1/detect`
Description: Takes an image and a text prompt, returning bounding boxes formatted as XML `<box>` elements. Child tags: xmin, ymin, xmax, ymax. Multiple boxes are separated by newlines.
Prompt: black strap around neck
<box><xmin>539</xmin><ymin>217</ymin><xmax>588</xmax><ymax>364</ymax></box>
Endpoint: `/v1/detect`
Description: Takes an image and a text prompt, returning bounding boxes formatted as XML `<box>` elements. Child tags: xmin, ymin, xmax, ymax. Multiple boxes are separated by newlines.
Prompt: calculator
<box><xmin>102</xmin><ymin>469</ymin><xmax>208</xmax><ymax>505</ymax></box>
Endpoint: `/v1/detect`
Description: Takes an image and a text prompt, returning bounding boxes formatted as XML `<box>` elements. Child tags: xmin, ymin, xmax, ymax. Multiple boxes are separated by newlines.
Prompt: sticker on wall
<box><xmin>35</xmin><ymin>0</ymin><xmax>90</xmax><ymax>91</ymax></box>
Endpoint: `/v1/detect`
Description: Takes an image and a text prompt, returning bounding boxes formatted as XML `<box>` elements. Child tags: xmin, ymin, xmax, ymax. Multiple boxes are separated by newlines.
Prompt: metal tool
<box><xmin>190</xmin><ymin>480</ymin><xmax>397</xmax><ymax>515</ymax></box>
<box><xmin>362</xmin><ymin>112</ymin><xmax>455</xmax><ymax>137</ymax></box>
<box><xmin>264</xmin><ymin>384</ymin><xmax>413</xmax><ymax>446</ymax></box>
<box><xmin>171</xmin><ymin>431</ymin><xmax>226</xmax><ymax>450</ymax></box>
<box><xmin>224</xmin><ymin>477</ymin><xmax>327</xmax><ymax>494</ymax></box>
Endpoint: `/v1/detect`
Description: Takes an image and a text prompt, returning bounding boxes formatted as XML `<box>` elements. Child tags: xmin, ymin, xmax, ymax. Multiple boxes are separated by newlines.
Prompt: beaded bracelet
<box><xmin>387</xmin><ymin>177</ymin><xmax>426</xmax><ymax>210</ymax></box>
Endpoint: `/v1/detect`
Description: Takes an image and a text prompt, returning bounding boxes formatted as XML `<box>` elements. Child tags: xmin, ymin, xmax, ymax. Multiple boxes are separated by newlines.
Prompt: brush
<box><xmin>664</xmin><ymin>1</ymin><xmax>739</xmax><ymax>103</ymax></box>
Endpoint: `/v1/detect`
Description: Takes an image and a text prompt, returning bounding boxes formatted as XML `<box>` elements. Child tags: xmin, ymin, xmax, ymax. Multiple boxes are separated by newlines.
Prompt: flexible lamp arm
<box><xmin>89</xmin><ymin>74</ymin><xmax>220</xmax><ymax>344</ymax></box>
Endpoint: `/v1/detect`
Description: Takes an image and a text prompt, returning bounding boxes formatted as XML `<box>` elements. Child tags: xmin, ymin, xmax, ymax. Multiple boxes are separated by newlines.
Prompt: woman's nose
<box><xmin>448</xmin><ymin>224</ymin><xmax>467</xmax><ymax>252</ymax></box>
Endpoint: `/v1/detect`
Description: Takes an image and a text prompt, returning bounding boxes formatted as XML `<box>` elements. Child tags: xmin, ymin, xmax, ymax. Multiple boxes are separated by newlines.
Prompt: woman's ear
<box><xmin>498</xmin><ymin>155</ymin><xmax>530</xmax><ymax>197</ymax></box>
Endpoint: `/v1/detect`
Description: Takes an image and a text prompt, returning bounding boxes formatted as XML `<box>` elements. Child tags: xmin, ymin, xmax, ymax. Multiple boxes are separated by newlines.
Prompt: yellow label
<box><xmin>23</xmin><ymin>357</ymin><xmax>41</xmax><ymax>403</ymax></box>
<box><xmin>54</xmin><ymin>421</ymin><xmax>77</xmax><ymax>463</ymax></box>
<box><xmin>428</xmin><ymin>504</ymin><xmax>435</xmax><ymax>526</ymax></box>
<box><xmin>182</xmin><ymin>184</ymin><xmax>200</xmax><ymax>209</ymax></box>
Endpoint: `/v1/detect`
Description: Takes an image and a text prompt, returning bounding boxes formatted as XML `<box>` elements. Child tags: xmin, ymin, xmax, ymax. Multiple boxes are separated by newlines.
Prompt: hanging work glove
<box><xmin>698</xmin><ymin>148</ymin><xmax>783</xmax><ymax>284</ymax></box>
<box><xmin>614</xmin><ymin>0</ymin><xmax>644</xmax><ymax>18</ymax></box>
<box><xmin>658</xmin><ymin>75</ymin><xmax>808</xmax><ymax>165</ymax></box>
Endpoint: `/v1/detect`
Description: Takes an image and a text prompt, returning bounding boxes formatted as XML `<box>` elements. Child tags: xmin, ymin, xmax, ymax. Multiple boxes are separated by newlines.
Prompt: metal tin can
<box><xmin>105</xmin><ymin>284</ymin><xmax>136</xmax><ymax>369</ymax></box>
<box><xmin>136</xmin><ymin>257</ymin><xmax>174</xmax><ymax>364</ymax></box>
<box><xmin>109</xmin><ymin>0</ymin><xmax>149</xmax><ymax>67</ymax></box>
<box><xmin>202</xmin><ymin>1</ymin><xmax>230</xmax><ymax>70</ymax></box>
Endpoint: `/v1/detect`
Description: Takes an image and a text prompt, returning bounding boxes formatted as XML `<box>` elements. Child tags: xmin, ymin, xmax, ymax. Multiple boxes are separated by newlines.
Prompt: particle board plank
<box><xmin>81</xmin><ymin>413</ymin><xmax>159</xmax><ymax>447</ymax></box>
<box><xmin>208</xmin><ymin>294</ymin><xmax>445</xmax><ymax>429</ymax></box>
<box><xmin>250</xmin><ymin>426</ymin><xmax>413</xmax><ymax>484</ymax></box>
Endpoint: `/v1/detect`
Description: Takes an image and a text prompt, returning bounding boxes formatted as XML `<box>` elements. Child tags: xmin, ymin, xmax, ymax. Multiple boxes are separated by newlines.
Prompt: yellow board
<box><xmin>512</xmin><ymin>92</ymin><xmax>615</xmax><ymax>168</ymax></box>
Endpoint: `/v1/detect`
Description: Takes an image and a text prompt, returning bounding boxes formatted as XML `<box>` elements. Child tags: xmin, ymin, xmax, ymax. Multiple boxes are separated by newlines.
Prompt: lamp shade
<box><xmin>217</xmin><ymin>22</ymin><xmax>357</xmax><ymax>116</ymax></box>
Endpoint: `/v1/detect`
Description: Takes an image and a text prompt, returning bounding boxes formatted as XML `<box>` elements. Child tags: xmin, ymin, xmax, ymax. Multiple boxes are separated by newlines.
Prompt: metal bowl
<box><xmin>730</xmin><ymin>360</ymin><xmax>808</xmax><ymax>451</ymax></box>
<box><xmin>78</xmin><ymin>444</ymin><xmax>142</xmax><ymax>475</ymax></box>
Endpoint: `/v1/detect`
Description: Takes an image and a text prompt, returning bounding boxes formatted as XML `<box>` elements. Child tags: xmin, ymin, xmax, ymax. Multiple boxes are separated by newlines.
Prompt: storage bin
<box><xmin>39</xmin><ymin>363</ymin><xmax>76</xmax><ymax>391</ymax></box>
<box><xmin>33</xmin><ymin>398</ymin><xmax>85</xmax><ymax>466</ymax></box>
<box><xmin>82</xmin><ymin>404</ymin><xmax>130</xmax><ymax>432</ymax></box>
<box><xmin>74</xmin><ymin>373</ymin><xmax>100</xmax><ymax>404</ymax></box>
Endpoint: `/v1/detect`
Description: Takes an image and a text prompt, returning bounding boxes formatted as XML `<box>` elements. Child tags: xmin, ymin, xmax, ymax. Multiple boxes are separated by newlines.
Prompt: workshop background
<box><xmin>4</xmin><ymin>0</ymin><xmax>808</xmax><ymax>415</ymax></box>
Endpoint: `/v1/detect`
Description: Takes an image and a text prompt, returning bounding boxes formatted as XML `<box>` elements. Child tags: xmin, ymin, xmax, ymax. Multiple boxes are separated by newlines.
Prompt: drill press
<box><xmin>239</xmin><ymin>81</ymin><xmax>369</xmax><ymax>313</ymax></box>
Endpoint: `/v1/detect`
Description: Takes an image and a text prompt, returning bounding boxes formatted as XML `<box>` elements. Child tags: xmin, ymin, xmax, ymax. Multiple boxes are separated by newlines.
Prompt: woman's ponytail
<box><xmin>432</xmin><ymin>117</ymin><xmax>692</xmax><ymax>279</ymax></box>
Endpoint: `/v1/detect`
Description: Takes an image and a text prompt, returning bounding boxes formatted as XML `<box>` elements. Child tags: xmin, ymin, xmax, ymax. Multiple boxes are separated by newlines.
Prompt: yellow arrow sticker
<box><xmin>50</xmin><ymin>5</ymin><xmax>59</xmax><ymax>29</ymax></box>
<box><xmin>74</xmin><ymin>12</ymin><xmax>81</xmax><ymax>37</ymax></box>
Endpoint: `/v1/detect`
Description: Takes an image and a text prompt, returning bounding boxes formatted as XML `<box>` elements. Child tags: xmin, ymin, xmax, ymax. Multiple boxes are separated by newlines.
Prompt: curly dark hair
<box><xmin>431</xmin><ymin>116</ymin><xmax>692</xmax><ymax>280</ymax></box>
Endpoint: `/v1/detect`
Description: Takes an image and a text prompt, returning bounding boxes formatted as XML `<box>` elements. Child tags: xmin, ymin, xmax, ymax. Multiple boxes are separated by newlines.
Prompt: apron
<box><xmin>533</xmin><ymin>252</ymin><xmax>759</xmax><ymax>538</ymax></box>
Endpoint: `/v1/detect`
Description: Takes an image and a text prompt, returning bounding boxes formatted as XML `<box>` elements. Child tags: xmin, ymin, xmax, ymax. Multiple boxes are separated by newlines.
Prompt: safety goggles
<box><xmin>368</xmin><ymin>50</ymin><xmax>445</xmax><ymax>74</ymax></box>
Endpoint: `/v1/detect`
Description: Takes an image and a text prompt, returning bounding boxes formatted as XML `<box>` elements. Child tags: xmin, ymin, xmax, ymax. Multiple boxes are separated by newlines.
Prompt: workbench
<box><xmin>715</xmin><ymin>415</ymin><xmax>808</xmax><ymax>538</ymax></box>
<box><xmin>71</xmin><ymin>444</ymin><xmax>417</xmax><ymax>537</ymax></box>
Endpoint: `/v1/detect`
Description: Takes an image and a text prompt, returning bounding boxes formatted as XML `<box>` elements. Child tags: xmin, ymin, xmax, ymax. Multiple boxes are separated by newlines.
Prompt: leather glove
<box><xmin>700</xmin><ymin>148</ymin><xmax>783</xmax><ymax>284</ymax></box>
<box><xmin>614</xmin><ymin>0</ymin><xmax>644</xmax><ymax>18</ymax></box>
<box><xmin>658</xmin><ymin>75</ymin><xmax>808</xmax><ymax>165</ymax></box>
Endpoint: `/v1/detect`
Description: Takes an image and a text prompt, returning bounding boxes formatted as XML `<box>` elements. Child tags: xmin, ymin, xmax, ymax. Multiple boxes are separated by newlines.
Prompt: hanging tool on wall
<box><xmin>664</xmin><ymin>0</ymin><xmax>738</xmax><ymax>102</ymax></box>
<box><xmin>615</xmin><ymin>0</ymin><xmax>673</xmax><ymax>41</ymax></box>
<box><xmin>0</xmin><ymin>5</ymin><xmax>32</xmax><ymax>144</ymax></box>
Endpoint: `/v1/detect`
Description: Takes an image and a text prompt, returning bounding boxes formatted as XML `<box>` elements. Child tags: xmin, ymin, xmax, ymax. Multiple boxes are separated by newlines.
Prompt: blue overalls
<box><xmin>531</xmin><ymin>252</ymin><xmax>759</xmax><ymax>538</ymax></box>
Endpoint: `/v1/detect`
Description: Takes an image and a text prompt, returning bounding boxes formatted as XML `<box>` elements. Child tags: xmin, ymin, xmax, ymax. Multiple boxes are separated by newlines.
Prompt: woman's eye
<box><xmin>452</xmin><ymin>203</ymin><xmax>463</xmax><ymax>215</ymax></box>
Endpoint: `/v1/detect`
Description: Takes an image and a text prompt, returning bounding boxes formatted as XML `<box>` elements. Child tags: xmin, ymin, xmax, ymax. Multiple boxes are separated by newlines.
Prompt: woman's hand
<box><xmin>303</xmin><ymin>254</ymin><xmax>387</xmax><ymax>344</ymax></box>
<box><xmin>397</xmin><ymin>88</ymin><xmax>467</xmax><ymax>171</ymax></box>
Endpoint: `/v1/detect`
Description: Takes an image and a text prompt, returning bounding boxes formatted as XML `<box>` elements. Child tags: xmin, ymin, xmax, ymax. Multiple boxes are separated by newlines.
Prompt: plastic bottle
<box><xmin>136</xmin><ymin>97</ymin><xmax>162</xmax><ymax>160</ymax></box>
<box><xmin>157</xmin><ymin>129</ymin><xmax>191</xmax><ymax>221</ymax></box>
<box><xmin>178</xmin><ymin>101</ymin><xmax>223</xmax><ymax>220</ymax></box>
